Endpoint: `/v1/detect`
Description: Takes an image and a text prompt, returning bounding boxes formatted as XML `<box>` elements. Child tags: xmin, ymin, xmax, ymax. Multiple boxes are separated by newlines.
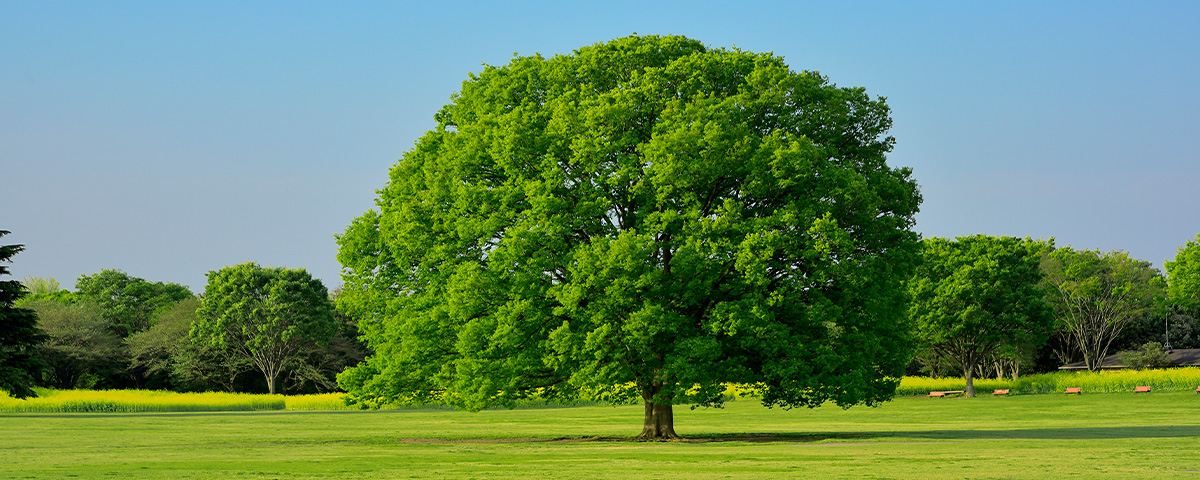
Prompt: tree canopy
<box><xmin>75</xmin><ymin>269</ymin><xmax>192</xmax><ymax>338</ymax></box>
<box><xmin>1042</xmin><ymin>248</ymin><xmax>1165</xmax><ymax>371</ymax></box>
<box><xmin>0</xmin><ymin>231</ymin><xmax>48</xmax><ymax>398</ymax></box>
<box><xmin>336</xmin><ymin>35</ymin><xmax>922</xmax><ymax>438</ymax></box>
<box><xmin>194</xmin><ymin>262</ymin><xmax>336</xmax><ymax>394</ymax></box>
<box><xmin>1165</xmin><ymin>234</ymin><xmax>1200</xmax><ymax>315</ymax></box>
<box><xmin>908</xmin><ymin>235</ymin><xmax>1052</xmax><ymax>396</ymax></box>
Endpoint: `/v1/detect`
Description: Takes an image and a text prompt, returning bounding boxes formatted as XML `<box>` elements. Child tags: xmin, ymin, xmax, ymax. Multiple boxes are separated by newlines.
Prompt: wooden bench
<box><xmin>928</xmin><ymin>390</ymin><xmax>965</xmax><ymax>398</ymax></box>
<box><xmin>992</xmin><ymin>389</ymin><xmax>1010</xmax><ymax>395</ymax></box>
<box><xmin>1064</xmin><ymin>387</ymin><xmax>1082</xmax><ymax>394</ymax></box>
<box><xmin>1195</xmin><ymin>385</ymin><xmax>1200</xmax><ymax>393</ymax></box>
<box><xmin>1134</xmin><ymin>386</ymin><xmax>1151</xmax><ymax>393</ymax></box>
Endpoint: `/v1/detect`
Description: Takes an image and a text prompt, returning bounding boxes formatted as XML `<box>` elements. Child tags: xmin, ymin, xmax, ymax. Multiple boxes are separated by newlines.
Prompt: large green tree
<box><xmin>194</xmin><ymin>263</ymin><xmax>336</xmax><ymax>394</ymax></box>
<box><xmin>336</xmin><ymin>35</ymin><xmax>922</xmax><ymax>438</ymax></box>
<box><xmin>1042</xmin><ymin>248</ymin><xmax>1165</xmax><ymax>371</ymax></box>
<box><xmin>0</xmin><ymin>231</ymin><xmax>48</xmax><ymax>398</ymax></box>
<box><xmin>908</xmin><ymin>236</ymin><xmax>1053</xmax><ymax>397</ymax></box>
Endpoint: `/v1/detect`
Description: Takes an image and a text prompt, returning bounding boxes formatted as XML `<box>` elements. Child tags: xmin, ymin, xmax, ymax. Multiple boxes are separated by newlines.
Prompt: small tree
<box><xmin>0</xmin><ymin>231</ymin><xmax>48</xmax><ymax>398</ymax></box>
<box><xmin>1120</xmin><ymin>341</ymin><xmax>1170</xmax><ymax>370</ymax></box>
<box><xmin>194</xmin><ymin>263</ymin><xmax>336</xmax><ymax>394</ymax></box>
<box><xmin>1042</xmin><ymin>248</ymin><xmax>1164</xmax><ymax>371</ymax></box>
<box><xmin>909</xmin><ymin>236</ymin><xmax>1053</xmax><ymax>397</ymax></box>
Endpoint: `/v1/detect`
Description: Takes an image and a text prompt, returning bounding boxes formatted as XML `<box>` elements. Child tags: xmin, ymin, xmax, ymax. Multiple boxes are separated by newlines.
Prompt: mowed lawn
<box><xmin>3</xmin><ymin>392</ymin><xmax>1200</xmax><ymax>479</ymax></box>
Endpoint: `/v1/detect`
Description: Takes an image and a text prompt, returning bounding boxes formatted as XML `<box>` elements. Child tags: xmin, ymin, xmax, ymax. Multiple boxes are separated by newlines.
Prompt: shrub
<box><xmin>1120</xmin><ymin>342</ymin><xmax>1171</xmax><ymax>370</ymax></box>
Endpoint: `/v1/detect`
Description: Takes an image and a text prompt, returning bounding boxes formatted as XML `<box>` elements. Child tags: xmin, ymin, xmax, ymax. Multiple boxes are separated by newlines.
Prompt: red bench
<box><xmin>1064</xmin><ymin>387</ymin><xmax>1082</xmax><ymax>394</ymax></box>
<box><xmin>928</xmin><ymin>390</ymin><xmax>965</xmax><ymax>398</ymax></box>
<box><xmin>1134</xmin><ymin>386</ymin><xmax>1151</xmax><ymax>393</ymax></box>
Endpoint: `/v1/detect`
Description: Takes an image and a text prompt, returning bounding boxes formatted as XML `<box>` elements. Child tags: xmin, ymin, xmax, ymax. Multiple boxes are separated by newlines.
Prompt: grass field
<box><xmin>4</xmin><ymin>392</ymin><xmax>1200</xmax><ymax>479</ymax></box>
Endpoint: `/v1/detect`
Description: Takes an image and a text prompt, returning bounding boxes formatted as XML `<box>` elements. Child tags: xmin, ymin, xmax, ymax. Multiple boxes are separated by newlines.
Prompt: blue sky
<box><xmin>3</xmin><ymin>1</ymin><xmax>1197</xmax><ymax>292</ymax></box>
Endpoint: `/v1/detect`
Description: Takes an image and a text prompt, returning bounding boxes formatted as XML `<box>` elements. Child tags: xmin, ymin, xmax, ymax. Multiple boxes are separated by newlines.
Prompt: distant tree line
<box><xmin>907</xmin><ymin>234</ymin><xmax>1200</xmax><ymax>396</ymax></box>
<box><xmin>5</xmin><ymin>226</ymin><xmax>1200</xmax><ymax>402</ymax></box>
<box><xmin>12</xmin><ymin>266</ymin><xmax>365</xmax><ymax>395</ymax></box>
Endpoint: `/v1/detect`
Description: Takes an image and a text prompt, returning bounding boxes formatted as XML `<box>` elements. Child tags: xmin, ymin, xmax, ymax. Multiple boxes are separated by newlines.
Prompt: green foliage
<box><xmin>1042</xmin><ymin>248</ymin><xmax>1165</xmax><ymax>371</ymax></box>
<box><xmin>21</xmin><ymin>277</ymin><xmax>61</xmax><ymax>295</ymax></box>
<box><xmin>75</xmin><ymin>269</ymin><xmax>192</xmax><ymax>338</ymax></box>
<box><xmin>337</xmin><ymin>34</ymin><xmax>922</xmax><ymax>428</ymax></box>
<box><xmin>167</xmin><ymin>336</ymin><xmax>255</xmax><ymax>393</ymax></box>
<box><xmin>1119</xmin><ymin>341</ymin><xmax>1171</xmax><ymax>370</ymax></box>
<box><xmin>24</xmin><ymin>300</ymin><xmax>124</xmax><ymax>389</ymax></box>
<box><xmin>126</xmin><ymin>297</ymin><xmax>256</xmax><ymax>392</ymax></box>
<box><xmin>195</xmin><ymin>262</ymin><xmax>337</xmax><ymax>394</ymax></box>
<box><xmin>1115</xmin><ymin>310</ymin><xmax>1199</xmax><ymax>352</ymax></box>
<box><xmin>13</xmin><ymin>289</ymin><xmax>76</xmax><ymax>307</ymax></box>
<box><xmin>908</xmin><ymin>235</ymin><xmax>1053</xmax><ymax>395</ymax></box>
<box><xmin>126</xmin><ymin>298</ymin><xmax>199</xmax><ymax>380</ymax></box>
<box><xmin>0</xmin><ymin>230</ymin><xmax>48</xmax><ymax>398</ymax></box>
<box><xmin>1166</xmin><ymin>234</ymin><xmax>1200</xmax><ymax>315</ymax></box>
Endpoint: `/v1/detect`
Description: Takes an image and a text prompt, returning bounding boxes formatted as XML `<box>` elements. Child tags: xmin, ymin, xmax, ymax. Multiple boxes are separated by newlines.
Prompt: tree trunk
<box><xmin>265</xmin><ymin>371</ymin><xmax>277</xmax><ymax>394</ymax></box>
<box><xmin>639</xmin><ymin>400</ymin><xmax>678</xmax><ymax>440</ymax></box>
<box><xmin>964</xmin><ymin>365</ymin><xmax>976</xmax><ymax>398</ymax></box>
<box><xmin>637</xmin><ymin>384</ymin><xmax>678</xmax><ymax>440</ymax></box>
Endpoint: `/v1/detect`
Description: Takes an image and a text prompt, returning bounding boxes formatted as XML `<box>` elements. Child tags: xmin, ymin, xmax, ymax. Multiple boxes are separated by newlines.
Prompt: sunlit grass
<box><xmin>4</xmin><ymin>392</ymin><xmax>1200</xmax><ymax>479</ymax></box>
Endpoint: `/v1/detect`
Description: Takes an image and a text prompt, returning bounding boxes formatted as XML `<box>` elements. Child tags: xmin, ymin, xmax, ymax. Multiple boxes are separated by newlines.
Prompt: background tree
<box><xmin>279</xmin><ymin>294</ymin><xmax>368</xmax><ymax>394</ymax></box>
<box><xmin>169</xmin><ymin>339</ymin><xmax>255</xmax><ymax>393</ymax></box>
<box><xmin>908</xmin><ymin>236</ymin><xmax>1053</xmax><ymax>397</ymax></box>
<box><xmin>1166</xmin><ymin>234</ymin><xmax>1200</xmax><ymax>315</ymax></box>
<box><xmin>1112</xmin><ymin>310</ymin><xmax>1199</xmax><ymax>352</ymax></box>
<box><xmin>907</xmin><ymin>347</ymin><xmax>957</xmax><ymax>378</ymax></box>
<box><xmin>336</xmin><ymin>35</ymin><xmax>922</xmax><ymax>438</ymax></box>
<box><xmin>24</xmin><ymin>300</ymin><xmax>123</xmax><ymax>389</ymax></box>
<box><xmin>1041</xmin><ymin>248</ymin><xmax>1165</xmax><ymax>371</ymax></box>
<box><xmin>1119</xmin><ymin>341</ymin><xmax>1171</xmax><ymax>370</ymax></box>
<box><xmin>127</xmin><ymin>297</ymin><xmax>257</xmax><ymax>392</ymax></box>
<box><xmin>0</xmin><ymin>231</ymin><xmax>48</xmax><ymax>398</ymax></box>
<box><xmin>194</xmin><ymin>263</ymin><xmax>336</xmax><ymax>394</ymax></box>
<box><xmin>126</xmin><ymin>298</ymin><xmax>199</xmax><ymax>383</ymax></box>
<box><xmin>75</xmin><ymin>269</ymin><xmax>192</xmax><ymax>338</ymax></box>
<box><xmin>22</xmin><ymin>277</ymin><xmax>61</xmax><ymax>296</ymax></box>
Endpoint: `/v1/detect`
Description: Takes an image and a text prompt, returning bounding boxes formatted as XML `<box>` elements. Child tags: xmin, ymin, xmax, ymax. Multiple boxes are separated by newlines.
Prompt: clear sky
<box><xmin>3</xmin><ymin>1</ymin><xmax>1197</xmax><ymax>292</ymax></box>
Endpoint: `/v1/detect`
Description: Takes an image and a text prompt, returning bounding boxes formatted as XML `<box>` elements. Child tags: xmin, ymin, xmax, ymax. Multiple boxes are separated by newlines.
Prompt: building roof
<box><xmin>1058</xmin><ymin>348</ymin><xmax>1200</xmax><ymax>370</ymax></box>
